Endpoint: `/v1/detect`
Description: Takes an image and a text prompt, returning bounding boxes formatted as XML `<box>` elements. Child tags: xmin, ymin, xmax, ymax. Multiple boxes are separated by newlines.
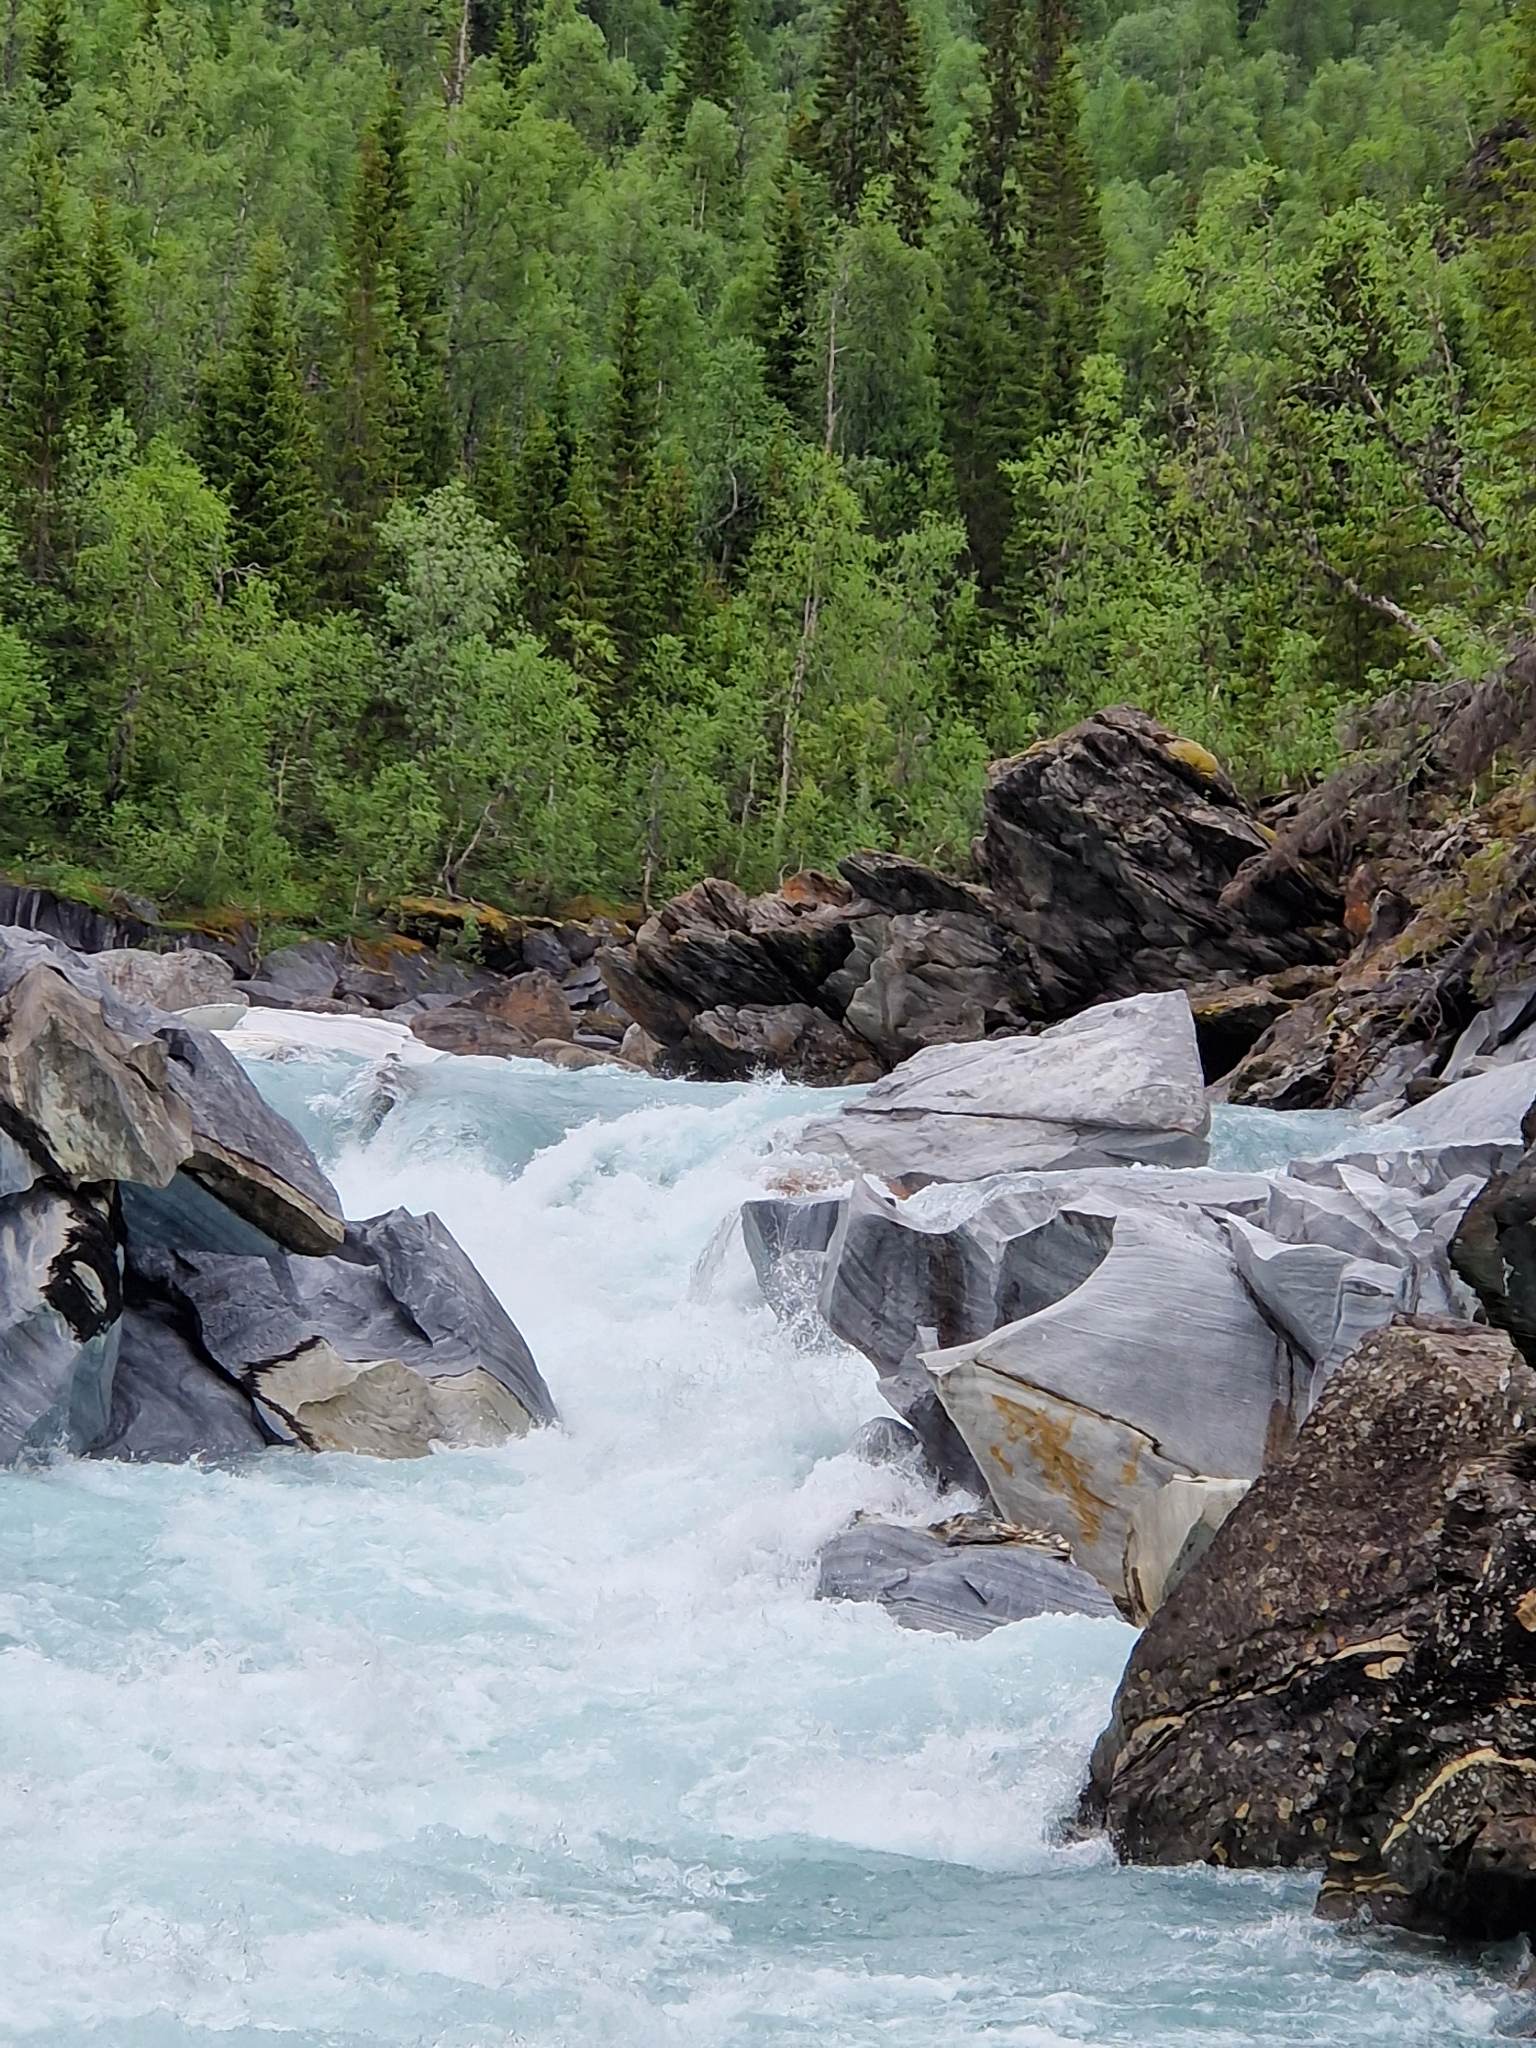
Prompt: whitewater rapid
<box><xmin>0</xmin><ymin>1021</ymin><xmax>1515</xmax><ymax>2044</ymax></box>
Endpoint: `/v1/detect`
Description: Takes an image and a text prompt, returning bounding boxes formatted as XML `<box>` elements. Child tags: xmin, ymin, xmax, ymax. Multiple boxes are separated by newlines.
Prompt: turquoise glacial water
<box><xmin>0</xmin><ymin>1026</ymin><xmax>1516</xmax><ymax>2045</ymax></box>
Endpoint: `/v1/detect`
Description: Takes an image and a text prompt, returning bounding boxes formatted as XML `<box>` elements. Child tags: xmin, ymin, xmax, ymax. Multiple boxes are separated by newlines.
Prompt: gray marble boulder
<box><xmin>0</xmin><ymin>1185</ymin><xmax>122</xmax><ymax>1462</ymax></box>
<box><xmin>91</xmin><ymin>1299</ymin><xmax>277</xmax><ymax>1462</ymax></box>
<box><xmin>816</xmin><ymin>1513</ymin><xmax>1116</xmax><ymax>1636</ymax></box>
<box><xmin>808</xmin><ymin>1165</ymin><xmax>1274</xmax><ymax>1491</ymax></box>
<box><xmin>89</xmin><ymin>946</ymin><xmax>238</xmax><ymax>1014</ymax></box>
<box><xmin>739</xmin><ymin>1195</ymin><xmax>843</xmax><ymax>1318</ymax></box>
<box><xmin>0</xmin><ymin>925</ymin><xmax>555</xmax><ymax>1467</ymax></box>
<box><xmin>128</xmin><ymin>1207</ymin><xmax>555</xmax><ymax>1457</ymax></box>
<box><xmin>0</xmin><ymin>927</ymin><xmax>343</xmax><ymax>1253</ymax></box>
<box><xmin>923</xmin><ymin>1202</ymin><xmax>1307</xmax><ymax>1597</ymax></box>
<box><xmin>796</xmin><ymin>991</ymin><xmax>1210</xmax><ymax>1182</ymax></box>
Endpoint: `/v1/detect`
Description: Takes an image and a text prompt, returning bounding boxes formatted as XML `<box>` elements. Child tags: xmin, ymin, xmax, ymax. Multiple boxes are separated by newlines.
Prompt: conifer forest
<box><xmin>0</xmin><ymin>0</ymin><xmax>1528</xmax><ymax>923</ymax></box>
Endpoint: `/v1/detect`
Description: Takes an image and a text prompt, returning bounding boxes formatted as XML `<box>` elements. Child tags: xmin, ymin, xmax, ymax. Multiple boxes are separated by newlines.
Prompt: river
<box><xmin>0</xmin><ymin>1022</ymin><xmax>1514</xmax><ymax>2044</ymax></box>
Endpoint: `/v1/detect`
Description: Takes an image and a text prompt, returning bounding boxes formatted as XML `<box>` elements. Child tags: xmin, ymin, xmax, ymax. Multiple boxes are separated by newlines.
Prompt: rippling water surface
<box><xmin>0</xmin><ymin>1021</ymin><xmax>1514</xmax><ymax>2045</ymax></box>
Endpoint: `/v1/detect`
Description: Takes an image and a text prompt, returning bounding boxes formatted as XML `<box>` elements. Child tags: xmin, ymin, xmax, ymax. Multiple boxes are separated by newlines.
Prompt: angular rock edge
<box><xmin>0</xmin><ymin>925</ymin><xmax>555</xmax><ymax>1465</ymax></box>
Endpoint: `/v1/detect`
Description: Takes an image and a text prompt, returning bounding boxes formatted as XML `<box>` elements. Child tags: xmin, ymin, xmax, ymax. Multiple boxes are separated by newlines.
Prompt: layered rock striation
<box><xmin>0</xmin><ymin>927</ymin><xmax>554</xmax><ymax>1466</ymax></box>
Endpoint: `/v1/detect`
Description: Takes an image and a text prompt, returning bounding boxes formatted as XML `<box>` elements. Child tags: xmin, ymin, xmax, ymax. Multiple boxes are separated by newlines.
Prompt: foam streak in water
<box><xmin>0</xmin><ymin>1029</ymin><xmax>1511</xmax><ymax>2044</ymax></box>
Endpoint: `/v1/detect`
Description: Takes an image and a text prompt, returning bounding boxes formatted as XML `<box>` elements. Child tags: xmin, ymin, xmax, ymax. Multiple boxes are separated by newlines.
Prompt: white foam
<box><xmin>0</xmin><ymin>1048</ymin><xmax>1511</xmax><ymax>2044</ymax></box>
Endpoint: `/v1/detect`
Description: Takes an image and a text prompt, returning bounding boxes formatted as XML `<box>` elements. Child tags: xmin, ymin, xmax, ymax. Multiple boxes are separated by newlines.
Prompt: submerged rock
<box><xmin>1080</xmin><ymin>1316</ymin><xmax>1536</xmax><ymax>1941</ymax></box>
<box><xmin>797</xmin><ymin>990</ymin><xmax>1210</xmax><ymax>1183</ymax></box>
<box><xmin>816</xmin><ymin>1512</ymin><xmax>1115</xmax><ymax>1637</ymax></box>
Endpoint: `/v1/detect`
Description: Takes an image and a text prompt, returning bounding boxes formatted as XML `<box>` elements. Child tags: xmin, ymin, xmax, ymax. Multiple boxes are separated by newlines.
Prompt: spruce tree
<box><xmin>373</xmin><ymin>83</ymin><xmax>452</xmax><ymax>486</ymax></box>
<box><xmin>200</xmin><ymin>237</ymin><xmax>322</xmax><ymax>606</ymax></box>
<box><xmin>606</xmin><ymin>281</ymin><xmax>656</xmax><ymax>510</ymax></box>
<box><xmin>604</xmin><ymin>283</ymin><xmax>661</xmax><ymax>696</ymax></box>
<box><xmin>810</xmin><ymin>0</ymin><xmax>930</xmax><ymax>241</ymax></box>
<box><xmin>939</xmin><ymin>218</ymin><xmax>1014</xmax><ymax>591</ymax></box>
<box><xmin>552</xmin><ymin>431</ymin><xmax>611</xmax><ymax>671</ymax></box>
<box><xmin>511</xmin><ymin>405</ymin><xmax>569</xmax><ymax>640</ymax></box>
<box><xmin>82</xmin><ymin>197</ymin><xmax>130</xmax><ymax>424</ymax></box>
<box><xmin>759</xmin><ymin>180</ymin><xmax>817</xmax><ymax>427</ymax></box>
<box><xmin>507</xmin><ymin>397</ymin><xmax>611</xmax><ymax>668</ymax></box>
<box><xmin>1479</xmin><ymin>0</ymin><xmax>1536</xmax><ymax>422</ymax></box>
<box><xmin>1015</xmin><ymin>0</ymin><xmax>1103</xmax><ymax>441</ymax></box>
<box><xmin>968</xmin><ymin>0</ymin><xmax>1028</xmax><ymax>258</ymax></box>
<box><xmin>329</xmin><ymin>97</ymin><xmax>445</xmax><ymax>600</ymax></box>
<box><xmin>470</xmin><ymin>407</ymin><xmax>519</xmax><ymax>536</ymax></box>
<box><xmin>670</xmin><ymin>0</ymin><xmax>745</xmax><ymax>135</ymax></box>
<box><xmin>3</xmin><ymin>159</ymin><xmax>86</xmax><ymax>581</ymax></box>
<box><xmin>494</xmin><ymin>0</ymin><xmax>537</xmax><ymax>83</ymax></box>
<box><xmin>942</xmin><ymin>0</ymin><xmax>1101</xmax><ymax>596</ymax></box>
<box><xmin>27</xmin><ymin>0</ymin><xmax>71</xmax><ymax>111</ymax></box>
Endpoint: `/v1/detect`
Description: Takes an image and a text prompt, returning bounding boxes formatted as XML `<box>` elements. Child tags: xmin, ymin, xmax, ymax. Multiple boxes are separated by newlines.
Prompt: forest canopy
<box><xmin>0</xmin><ymin>0</ymin><xmax>1527</xmax><ymax>922</ymax></box>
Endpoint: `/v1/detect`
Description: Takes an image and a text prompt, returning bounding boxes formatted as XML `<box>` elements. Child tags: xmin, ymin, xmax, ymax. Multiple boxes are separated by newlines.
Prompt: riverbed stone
<box><xmin>796</xmin><ymin>991</ymin><xmax>1210</xmax><ymax>1182</ymax></box>
<box><xmin>816</xmin><ymin>1512</ymin><xmax>1116</xmax><ymax>1636</ymax></box>
<box><xmin>130</xmin><ymin>1206</ymin><xmax>555</xmax><ymax>1457</ymax></box>
<box><xmin>924</xmin><ymin>1201</ymin><xmax>1306</xmax><ymax>1597</ymax></box>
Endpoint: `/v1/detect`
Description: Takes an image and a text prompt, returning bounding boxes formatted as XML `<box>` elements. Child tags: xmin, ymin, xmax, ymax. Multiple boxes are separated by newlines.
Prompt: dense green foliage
<box><xmin>0</xmin><ymin>0</ymin><xmax>1525</xmax><ymax>920</ymax></box>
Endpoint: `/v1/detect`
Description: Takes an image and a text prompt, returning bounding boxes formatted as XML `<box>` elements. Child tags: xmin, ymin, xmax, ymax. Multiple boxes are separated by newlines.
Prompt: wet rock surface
<box><xmin>0</xmin><ymin>926</ymin><xmax>554</xmax><ymax>1467</ymax></box>
<box><xmin>796</xmin><ymin>990</ymin><xmax>1210</xmax><ymax>1182</ymax></box>
<box><xmin>1080</xmin><ymin>1317</ymin><xmax>1536</xmax><ymax>1940</ymax></box>
<box><xmin>816</xmin><ymin>1512</ymin><xmax>1116</xmax><ymax>1637</ymax></box>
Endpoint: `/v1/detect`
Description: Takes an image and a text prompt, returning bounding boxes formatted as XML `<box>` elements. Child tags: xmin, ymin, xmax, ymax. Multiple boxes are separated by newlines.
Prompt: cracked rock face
<box><xmin>1079</xmin><ymin>1316</ymin><xmax>1536</xmax><ymax>1938</ymax></box>
<box><xmin>924</xmin><ymin>1201</ymin><xmax>1305</xmax><ymax>1597</ymax></box>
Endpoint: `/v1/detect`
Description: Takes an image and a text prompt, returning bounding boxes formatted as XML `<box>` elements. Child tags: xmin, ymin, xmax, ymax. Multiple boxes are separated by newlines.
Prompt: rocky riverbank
<box><xmin>726</xmin><ymin>972</ymin><xmax>1536</xmax><ymax>1949</ymax></box>
<box><xmin>11</xmin><ymin>692</ymin><xmax>1536</xmax><ymax>1119</ymax></box>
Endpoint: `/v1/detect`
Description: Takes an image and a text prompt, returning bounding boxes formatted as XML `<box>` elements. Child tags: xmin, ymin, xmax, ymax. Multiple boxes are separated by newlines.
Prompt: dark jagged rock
<box><xmin>0</xmin><ymin>881</ymin><xmax>258</xmax><ymax>975</ymax></box>
<box><xmin>980</xmin><ymin>707</ymin><xmax>1344</xmax><ymax>1015</ymax></box>
<box><xmin>837</xmin><ymin>912</ymin><xmax>1037</xmax><ymax>1066</ymax></box>
<box><xmin>688</xmin><ymin>1003</ymin><xmax>880</xmax><ymax>1084</ymax></box>
<box><xmin>1451</xmin><ymin>1101</ymin><xmax>1536</xmax><ymax>1367</ymax></box>
<box><xmin>1222</xmin><ymin>776</ymin><xmax>1536</xmax><ymax>1110</ymax></box>
<box><xmin>599</xmin><ymin>708</ymin><xmax>1345</xmax><ymax>1083</ymax></box>
<box><xmin>1079</xmin><ymin>1317</ymin><xmax>1536</xmax><ymax>1940</ymax></box>
<box><xmin>1186</xmin><ymin>965</ymin><xmax>1339</xmax><ymax>1083</ymax></box>
<box><xmin>1315</xmin><ymin>1437</ymin><xmax>1536</xmax><ymax>1939</ymax></box>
